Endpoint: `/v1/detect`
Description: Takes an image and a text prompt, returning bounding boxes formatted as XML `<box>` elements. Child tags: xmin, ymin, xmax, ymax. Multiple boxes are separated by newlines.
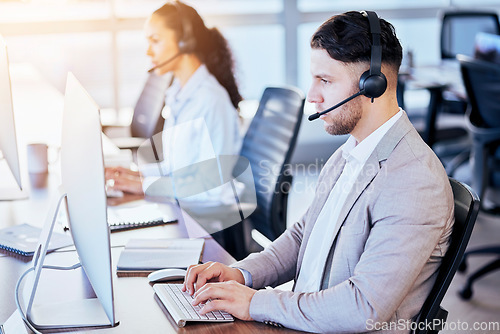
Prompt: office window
<box><xmin>114</xmin><ymin>0</ymin><xmax>282</xmax><ymax>18</ymax></box>
<box><xmin>5</xmin><ymin>32</ymin><xmax>113</xmax><ymax>109</ymax></box>
<box><xmin>297</xmin><ymin>22</ymin><xmax>319</xmax><ymax>97</ymax></box>
<box><xmin>3</xmin><ymin>0</ymin><xmax>500</xmax><ymax>112</ymax></box>
<box><xmin>298</xmin><ymin>0</ymin><xmax>450</xmax><ymax>12</ymax></box>
<box><xmin>0</xmin><ymin>1</ymin><xmax>109</xmax><ymax>23</ymax></box>
<box><xmin>117</xmin><ymin>30</ymin><xmax>150</xmax><ymax>110</ymax></box>
<box><xmin>452</xmin><ymin>0</ymin><xmax>500</xmax><ymax>5</ymax></box>
<box><xmin>114</xmin><ymin>0</ymin><xmax>165</xmax><ymax>18</ymax></box>
<box><xmin>391</xmin><ymin>18</ymin><xmax>441</xmax><ymax>66</ymax></box>
<box><xmin>222</xmin><ymin>25</ymin><xmax>285</xmax><ymax>100</ymax></box>
<box><xmin>187</xmin><ymin>0</ymin><xmax>282</xmax><ymax>15</ymax></box>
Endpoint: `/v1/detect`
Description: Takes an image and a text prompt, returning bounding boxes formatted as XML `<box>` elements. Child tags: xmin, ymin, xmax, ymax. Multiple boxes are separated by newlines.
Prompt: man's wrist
<box><xmin>236</xmin><ymin>268</ymin><xmax>253</xmax><ymax>287</ymax></box>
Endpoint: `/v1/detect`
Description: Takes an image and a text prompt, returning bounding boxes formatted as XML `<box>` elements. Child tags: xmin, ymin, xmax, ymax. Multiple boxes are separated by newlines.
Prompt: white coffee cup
<box><xmin>26</xmin><ymin>143</ymin><xmax>49</xmax><ymax>174</ymax></box>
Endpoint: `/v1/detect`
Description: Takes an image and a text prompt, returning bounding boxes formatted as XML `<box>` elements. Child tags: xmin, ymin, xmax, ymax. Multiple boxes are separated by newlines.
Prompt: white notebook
<box><xmin>116</xmin><ymin>238</ymin><xmax>204</xmax><ymax>276</ymax></box>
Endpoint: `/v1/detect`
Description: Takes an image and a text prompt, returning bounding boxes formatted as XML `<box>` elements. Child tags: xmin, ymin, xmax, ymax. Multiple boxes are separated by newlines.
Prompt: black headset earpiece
<box><xmin>359</xmin><ymin>11</ymin><xmax>387</xmax><ymax>100</ymax></box>
<box><xmin>172</xmin><ymin>1</ymin><xmax>196</xmax><ymax>54</ymax></box>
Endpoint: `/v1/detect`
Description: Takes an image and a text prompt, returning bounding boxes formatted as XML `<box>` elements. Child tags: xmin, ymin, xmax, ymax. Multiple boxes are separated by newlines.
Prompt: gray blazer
<box><xmin>233</xmin><ymin>112</ymin><xmax>455</xmax><ymax>333</ymax></box>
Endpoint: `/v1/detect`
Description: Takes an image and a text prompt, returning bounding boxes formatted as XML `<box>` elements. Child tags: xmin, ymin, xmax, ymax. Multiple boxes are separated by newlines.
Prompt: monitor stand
<box><xmin>28</xmin><ymin>299</ymin><xmax>112</xmax><ymax>330</ymax></box>
<box><xmin>21</xmin><ymin>191</ymin><xmax>116</xmax><ymax>330</ymax></box>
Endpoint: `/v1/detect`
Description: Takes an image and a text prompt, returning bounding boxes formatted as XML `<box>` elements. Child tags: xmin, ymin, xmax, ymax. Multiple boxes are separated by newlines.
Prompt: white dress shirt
<box><xmin>139</xmin><ymin>64</ymin><xmax>242</xmax><ymax>207</ymax></box>
<box><xmin>294</xmin><ymin>109</ymin><xmax>403</xmax><ymax>292</ymax></box>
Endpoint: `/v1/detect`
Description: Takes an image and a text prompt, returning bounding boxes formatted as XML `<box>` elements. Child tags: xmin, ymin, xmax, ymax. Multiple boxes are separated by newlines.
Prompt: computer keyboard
<box><xmin>153</xmin><ymin>283</ymin><xmax>234</xmax><ymax>327</ymax></box>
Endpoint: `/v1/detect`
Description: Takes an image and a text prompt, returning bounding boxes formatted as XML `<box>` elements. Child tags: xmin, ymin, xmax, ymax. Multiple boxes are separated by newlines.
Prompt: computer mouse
<box><xmin>148</xmin><ymin>268</ymin><xmax>187</xmax><ymax>283</ymax></box>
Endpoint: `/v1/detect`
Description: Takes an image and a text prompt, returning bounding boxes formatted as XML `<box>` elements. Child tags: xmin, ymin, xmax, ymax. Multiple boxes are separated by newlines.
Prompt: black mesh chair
<box><xmin>109</xmin><ymin>72</ymin><xmax>172</xmax><ymax>150</ymax></box>
<box><xmin>213</xmin><ymin>86</ymin><xmax>305</xmax><ymax>260</ymax></box>
<box><xmin>241</xmin><ymin>86</ymin><xmax>304</xmax><ymax>241</ymax></box>
<box><xmin>413</xmin><ymin>178</ymin><xmax>480</xmax><ymax>334</ymax></box>
<box><xmin>453</xmin><ymin>55</ymin><xmax>500</xmax><ymax>300</ymax></box>
<box><xmin>458</xmin><ymin>55</ymin><xmax>500</xmax><ymax>209</ymax></box>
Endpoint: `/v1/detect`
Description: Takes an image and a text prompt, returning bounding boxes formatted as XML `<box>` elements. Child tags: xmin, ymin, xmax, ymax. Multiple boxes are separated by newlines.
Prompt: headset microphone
<box><xmin>308</xmin><ymin>90</ymin><xmax>365</xmax><ymax>121</ymax></box>
<box><xmin>147</xmin><ymin>52</ymin><xmax>182</xmax><ymax>73</ymax></box>
<box><xmin>308</xmin><ymin>10</ymin><xmax>387</xmax><ymax>122</ymax></box>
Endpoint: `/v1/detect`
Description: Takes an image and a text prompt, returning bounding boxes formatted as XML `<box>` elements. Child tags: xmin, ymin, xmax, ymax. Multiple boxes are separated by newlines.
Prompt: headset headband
<box><xmin>361</xmin><ymin>11</ymin><xmax>382</xmax><ymax>77</ymax></box>
<box><xmin>171</xmin><ymin>0</ymin><xmax>195</xmax><ymax>53</ymax></box>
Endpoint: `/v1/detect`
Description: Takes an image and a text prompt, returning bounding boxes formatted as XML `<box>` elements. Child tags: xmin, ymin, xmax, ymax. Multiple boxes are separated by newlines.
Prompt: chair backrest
<box><xmin>414</xmin><ymin>178</ymin><xmax>480</xmax><ymax>334</ymax></box>
<box><xmin>240</xmin><ymin>86</ymin><xmax>305</xmax><ymax>241</ymax></box>
<box><xmin>458</xmin><ymin>54</ymin><xmax>500</xmax><ymax>128</ymax></box>
<box><xmin>130</xmin><ymin>72</ymin><xmax>172</xmax><ymax>138</ymax></box>
<box><xmin>441</xmin><ymin>11</ymin><xmax>500</xmax><ymax>60</ymax></box>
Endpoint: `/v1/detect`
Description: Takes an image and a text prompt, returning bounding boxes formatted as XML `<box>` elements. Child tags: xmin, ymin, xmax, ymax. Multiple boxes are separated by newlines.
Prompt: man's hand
<box><xmin>182</xmin><ymin>261</ymin><xmax>245</xmax><ymax>295</ymax></box>
<box><xmin>191</xmin><ymin>280</ymin><xmax>256</xmax><ymax>321</ymax></box>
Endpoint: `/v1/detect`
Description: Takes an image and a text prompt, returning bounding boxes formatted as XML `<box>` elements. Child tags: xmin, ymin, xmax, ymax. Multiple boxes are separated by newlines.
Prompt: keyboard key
<box><xmin>213</xmin><ymin>311</ymin><xmax>225</xmax><ymax>320</ymax></box>
<box><xmin>153</xmin><ymin>283</ymin><xmax>234</xmax><ymax>326</ymax></box>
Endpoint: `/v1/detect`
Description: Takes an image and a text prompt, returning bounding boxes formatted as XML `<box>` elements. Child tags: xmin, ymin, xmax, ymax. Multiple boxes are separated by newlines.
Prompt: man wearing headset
<box><xmin>183</xmin><ymin>11</ymin><xmax>454</xmax><ymax>333</ymax></box>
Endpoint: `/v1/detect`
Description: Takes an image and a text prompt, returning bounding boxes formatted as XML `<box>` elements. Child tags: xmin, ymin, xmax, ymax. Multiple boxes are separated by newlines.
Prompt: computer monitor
<box><xmin>22</xmin><ymin>72</ymin><xmax>117</xmax><ymax>330</ymax></box>
<box><xmin>0</xmin><ymin>35</ymin><xmax>27</xmax><ymax>200</ymax></box>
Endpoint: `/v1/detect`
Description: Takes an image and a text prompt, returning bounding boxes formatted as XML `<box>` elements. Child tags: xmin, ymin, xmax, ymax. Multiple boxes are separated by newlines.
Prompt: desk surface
<box><xmin>0</xmin><ymin>175</ymin><xmax>296</xmax><ymax>333</ymax></box>
<box><xmin>401</xmin><ymin>61</ymin><xmax>466</xmax><ymax>99</ymax></box>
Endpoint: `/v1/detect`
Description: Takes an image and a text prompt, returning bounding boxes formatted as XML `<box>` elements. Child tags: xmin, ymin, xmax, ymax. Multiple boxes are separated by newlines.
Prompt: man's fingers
<box><xmin>190</xmin><ymin>281</ymin><xmax>255</xmax><ymax>321</ymax></box>
<box><xmin>183</xmin><ymin>262</ymin><xmax>212</xmax><ymax>294</ymax></box>
<box><xmin>182</xmin><ymin>264</ymin><xmax>197</xmax><ymax>292</ymax></box>
<box><xmin>199</xmin><ymin>299</ymin><xmax>226</xmax><ymax>315</ymax></box>
<box><xmin>192</xmin><ymin>282</ymin><xmax>231</xmax><ymax>305</ymax></box>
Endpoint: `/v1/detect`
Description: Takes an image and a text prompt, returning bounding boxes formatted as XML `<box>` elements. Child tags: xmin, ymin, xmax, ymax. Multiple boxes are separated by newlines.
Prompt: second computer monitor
<box><xmin>0</xmin><ymin>35</ymin><xmax>26</xmax><ymax>200</ymax></box>
<box><xmin>25</xmin><ymin>72</ymin><xmax>116</xmax><ymax>330</ymax></box>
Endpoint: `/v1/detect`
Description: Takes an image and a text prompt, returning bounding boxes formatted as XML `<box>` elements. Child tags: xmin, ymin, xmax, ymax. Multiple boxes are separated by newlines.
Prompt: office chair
<box><xmin>212</xmin><ymin>86</ymin><xmax>305</xmax><ymax>260</ymax></box>
<box><xmin>413</xmin><ymin>178</ymin><xmax>480</xmax><ymax>334</ymax></box>
<box><xmin>452</xmin><ymin>55</ymin><xmax>500</xmax><ymax>300</ymax></box>
<box><xmin>410</xmin><ymin>11</ymin><xmax>500</xmax><ymax>161</ymax></box>
<box><xmin>440</xmin><ymin>10</ymin><xmax>500</xmax><ymax>114</ymax></box>
<box><xmin>108</xmin><ymin>72</ymin><xmax>172</xmax><ymax>150</ymax></box>
<box><xmin>241</xmin><ymin>86</ymin><xmax>304</xmax><ymax>240</ymax></box>
<box><xmin>457</xmin><ymin>54</ymin><xmax>500</xmax><ymax>210</ymax></box>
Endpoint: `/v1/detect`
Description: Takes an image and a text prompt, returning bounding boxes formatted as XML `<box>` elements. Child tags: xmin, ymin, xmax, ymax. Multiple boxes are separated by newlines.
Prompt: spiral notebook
<box><xmin>0</xmin><ymin>223</ymin><xmax>73</xmax><ymax>257</ymax></box>
<box><xmin>107</xmin><ymin>203</ymin><xmax>177</xmax><ymax>232</ymax></box>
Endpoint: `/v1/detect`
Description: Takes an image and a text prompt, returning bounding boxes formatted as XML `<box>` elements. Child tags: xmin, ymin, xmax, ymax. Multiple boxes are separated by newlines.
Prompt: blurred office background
<box><xmin>3</xmin><ymin>0</ymin><xmax>500</xmax><ymax>160</ymax></box>
<box><xmin>3</xmin><ymin>0</ymin><xmax>500</xmax><ymax>163</ymax></box>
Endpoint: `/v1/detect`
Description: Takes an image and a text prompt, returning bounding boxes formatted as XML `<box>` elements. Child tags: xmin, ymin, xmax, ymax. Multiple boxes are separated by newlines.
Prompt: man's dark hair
<box><xmin>311</xmin><ymin>11</ymin><xmax>403</xmax><ymax>72</ymax></box>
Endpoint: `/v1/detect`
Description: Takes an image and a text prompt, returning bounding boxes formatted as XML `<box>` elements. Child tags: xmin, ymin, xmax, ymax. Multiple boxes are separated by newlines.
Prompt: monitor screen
<box><xmin>24</xmin><ymin>72</ymin><xmax>116</xmax><ymax>330</ymax></box>
<box><xmin>0</xmin><ymin>35</ymin><xmax>24</xmax><ymax>199</ymax></box>
<box><xmin>60</xmin><ymin>72</ymin><xmax>116</xmax><ymax>325</ymax></box>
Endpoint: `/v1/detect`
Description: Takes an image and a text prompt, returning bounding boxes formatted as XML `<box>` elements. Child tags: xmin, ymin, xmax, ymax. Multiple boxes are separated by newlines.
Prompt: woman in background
<box><xmin>106</xmin><ymin>0</ymin><xmax>242</xmax><ymax>206</ymax></box>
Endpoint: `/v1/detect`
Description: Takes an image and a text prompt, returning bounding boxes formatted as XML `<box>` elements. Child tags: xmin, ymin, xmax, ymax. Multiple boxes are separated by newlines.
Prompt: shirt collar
<box><xmin>342</xmin><ymin>108</ymin><xmax>403</xmax><ymax>165</ymax></box>
<box><xmin>165</xmin><ymin>64</ymin><xmax>210</xmax><ymax>108</ymax></box>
